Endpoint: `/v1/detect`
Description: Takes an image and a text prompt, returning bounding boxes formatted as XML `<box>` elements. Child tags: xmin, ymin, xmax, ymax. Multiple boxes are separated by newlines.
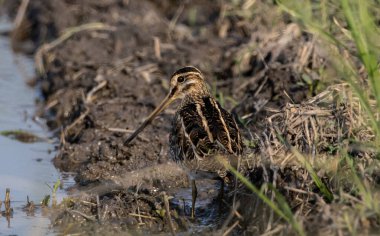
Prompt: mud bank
<box><xmin>5</xmin><ymin>0</ymin><xmax>379</xmax><ymax>235</ymax></box>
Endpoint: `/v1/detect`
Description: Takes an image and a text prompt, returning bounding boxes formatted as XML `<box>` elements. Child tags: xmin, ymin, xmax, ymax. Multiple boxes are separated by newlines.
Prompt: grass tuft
<box><xmin>276</xmin><ymin>0</ymin><xmax>380</xmax><ymax>145</ymax></box>
<box><xmin>218</xmin><ymin>156</ymin><xmax>306</xmax><ymax>236</ymax></box>
<box><xmin>275</xmin><ymin>128</ymin><xmax>334</xmax><ymax>201</ymax></box>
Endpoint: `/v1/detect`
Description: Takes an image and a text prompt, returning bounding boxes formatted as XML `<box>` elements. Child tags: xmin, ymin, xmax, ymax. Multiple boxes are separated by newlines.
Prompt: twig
<box><xmin>220</xmin><ymin>201</ymin><xmax>241</xmax><ymax>233</ymax></box>
<box><xmin>242</xmin><ymin>0</ymin><xmax>256</xmax><ymax>9</ymax></box>
<box><xmin>234</xmin><ymin>208</ymin><xmax>243</xmax><ymax>220</ymax></box>
<box><xmin>13</xmin><ymin>0</ymin><xmax>30</xmax><ymax>30</ymax></box>
<box><xmin>283</xmin><ymin>90</ymin><xmax>295</xmax><ymax>104</ymax></box>
<box><xmin>80</xmin><ymin>200</ymin><xmax>97</xmax><ymax>206</ymax></box>
<box><xmin>86</xmin><ymin>80</ymin><xmax>108</xmax><ymax>103</ymax></box>
<box><xmin>60</xmin><ymin>127</ymin><xmax>66</xmax><ymax>146</ymax></box>
<box><xmin>153</xmin><ymin>37</ymin><xmax>162</xmax><ymax>60</ymax></box>
<box><xmin>222</xmin><ymin>220</ymin><xmax>240</xmax><ymax>236</ymax></box>
<box><xmin>128</xmin><ymin>213</ymin><xmax>158</xmax><ymax>220</ymax></box>
<box><xmin>44</xmin><ymin>99</ymin><xmax>59</xmax><ymax>111</ymax></box>
<box><xmin>106</xmin><ymin>127</ymin><xmax>134</xmax><ymax>133</ymax></box>
<box><xmin>261</xmin><ymin>225</ymin><xmax>285</xmax><ymax>236</ymax></box>
<box><xmin>162</xmin><ymin>192</ymin><xmax>176</xmax><ymax>236</ymax></box>
<box><xmin>64</xmin><ymin>109</ymin><xmax>89</xmax><ymax>134</ymax></box>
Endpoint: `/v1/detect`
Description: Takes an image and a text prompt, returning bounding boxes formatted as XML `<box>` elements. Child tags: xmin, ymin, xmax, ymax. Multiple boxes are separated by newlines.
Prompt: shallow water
<box><xmin>0</xmin><ymin>19</ymin><xmax>72</xmax><ymax>235</ymax></box>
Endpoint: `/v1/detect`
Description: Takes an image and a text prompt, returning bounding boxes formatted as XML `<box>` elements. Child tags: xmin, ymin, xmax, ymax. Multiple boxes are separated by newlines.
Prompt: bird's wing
<box><xmin>169</xmin><ymin>97</ymin><xmax>243</xmax><ymax>173</ymax></box>
<box><xmin>200</xmin><ymin>96</ymin><xmax>243</xmax><ymax>156</ymax></box>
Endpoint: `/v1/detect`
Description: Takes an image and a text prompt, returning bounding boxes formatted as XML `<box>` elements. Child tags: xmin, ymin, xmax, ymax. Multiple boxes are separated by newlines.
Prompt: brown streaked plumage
<box><xmin>125</xmin><ymin>66</ymin><xmax>243</xmax><ymax>218</ymax></box>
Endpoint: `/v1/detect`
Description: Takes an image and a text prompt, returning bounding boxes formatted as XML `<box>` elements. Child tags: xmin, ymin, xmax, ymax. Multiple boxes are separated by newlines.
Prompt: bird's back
<box><xmin>169</xmin><ymin>95</ymin><xmax>243</xmax><ymax>178</ymax></box>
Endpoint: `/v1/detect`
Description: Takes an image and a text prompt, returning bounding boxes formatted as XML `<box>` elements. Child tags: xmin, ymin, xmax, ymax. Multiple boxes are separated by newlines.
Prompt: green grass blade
<box><xmin>267</xmin><ymin>184</ymin><xmax>305</xmax><ymax>235</ymax></box>
<box><xmin>53</xmin><ymin>179</ymin><xmax>61</xmax><ymax>194</ymax></box>
<box><xmin>328</xmin><ymin>47</ymin><xmax>380</xmax><ymax>143</ymax></box>
<box><xmin>290</xmin><ymin>146</ymin><xmax>334</xmax><ymax>201</ymax></box>
<box><xmin>341</xmin><ymin>0</ymin><xmax>380</xmax><ymax>112</ymax></box>
<box><xmin>218</xmin><ymin>157</ymin><xmax>306</xmax><ymax>236</ymax></box>
<box><xmin>275</xmin><ymin>128</ymin><xmax>334</xmax><ymax>201</ymax></box>
<box><xmin>276</xmin><ymin>0</ymin><xmax>348</xmax><ymax>49</ymax></box>
<box><xmin>345</xmin><ymin>154</ymin><xmax>376</xmax><ymax>211</ymax></box>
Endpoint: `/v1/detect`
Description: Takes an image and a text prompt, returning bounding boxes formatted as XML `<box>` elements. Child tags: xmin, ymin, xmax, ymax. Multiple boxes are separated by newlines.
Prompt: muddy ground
<box><xmin>4</xmin><ymin>0</ymin><xmax>379</xmax><ymax>235</ymax></box>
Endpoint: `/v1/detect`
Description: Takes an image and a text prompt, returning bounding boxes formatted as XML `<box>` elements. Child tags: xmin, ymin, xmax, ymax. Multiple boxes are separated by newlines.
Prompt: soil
<box><xmin>4</xmin><ymin>0</ymin><xmax>331</xmax><ymax>234</ymax></box>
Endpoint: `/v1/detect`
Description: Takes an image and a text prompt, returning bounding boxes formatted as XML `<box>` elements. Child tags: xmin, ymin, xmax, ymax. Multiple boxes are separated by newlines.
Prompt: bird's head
<box><xmin>124</xmin><ymin>66</ymin><xmax>208</xmax><ymax>144</ymax></box>
<box><xmin>168</xmin><ymin>66</ymin><xmax>208</xmax><ymax>100</ymax></box>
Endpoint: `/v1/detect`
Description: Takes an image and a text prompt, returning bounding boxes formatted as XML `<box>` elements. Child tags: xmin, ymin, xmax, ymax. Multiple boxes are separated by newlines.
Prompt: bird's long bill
<box><xmin>124</xmin><ymin>93</ymin><xmax>174</xmax><ymax>144</ymax></box>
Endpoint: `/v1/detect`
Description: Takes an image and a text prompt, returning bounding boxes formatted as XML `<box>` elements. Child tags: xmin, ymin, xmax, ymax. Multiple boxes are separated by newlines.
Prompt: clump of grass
<box><xmin>41</xmin><ymin>195</ymin><xmax>50</xmax><ymax>207</ymax></box>
<box><xmin>234</xmin><ymin>0</ymin><xmax>380</xmax><ymax>234</ymax></box>
<box><xmin>219</xmin><ymin>0</ymin><xmax>379</xmax><ymax>234</ymax></box>
<box><xmin>244</xmin><ymin>81</ymin><xmax>379</xmax><ymax>234</ymax></box>
<box><xmin>344</xmin><ymin>154</ymin><xmax>379</xmax><ymax>212</ymax></box>
<box><xmin>218</xmin><ymin>157</ymin><xmax>306</xmax><ymax>235</ymax></box>
<box><xmin>276</xmin><ymin>0</ymin><xmax>380</xmax><ymax>145</ymax></box>
<box><xmin>275</xmin><ymin>129</ymin><xmax>334</xmax><ymax>202</ymax></box>
<box><xmin>43</xmin><ymin>179</ymin><xmax>61</xmax><ymax>207</ymax></box>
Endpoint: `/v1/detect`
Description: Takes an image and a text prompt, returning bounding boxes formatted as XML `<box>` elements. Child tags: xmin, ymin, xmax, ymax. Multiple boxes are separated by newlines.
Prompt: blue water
<box><xmin>0</xmin><ymin>18</ymin><xmax>73</xmax><ymax>236</ymax></box>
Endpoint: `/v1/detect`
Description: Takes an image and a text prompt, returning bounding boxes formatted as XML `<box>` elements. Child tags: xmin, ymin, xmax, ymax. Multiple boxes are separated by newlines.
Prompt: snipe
<box><xmin>125</xmin><ymin>66</ymin><xmax>243</xmax><ymax>218</ymax></box>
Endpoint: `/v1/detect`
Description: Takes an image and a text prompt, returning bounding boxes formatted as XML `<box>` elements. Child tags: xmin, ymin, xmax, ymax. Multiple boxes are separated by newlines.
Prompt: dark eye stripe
<box><xmin>170</xmin><ymin>86</ymin><xmax>178</xmax><ymax>96</ymax></box>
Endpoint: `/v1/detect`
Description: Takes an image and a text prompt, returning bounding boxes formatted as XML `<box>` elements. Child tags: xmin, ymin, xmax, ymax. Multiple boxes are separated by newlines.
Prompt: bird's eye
<box><xmin>177</xmin><ymin>76</ymin><xmax>185</xmax><ymax>83</ymax></box>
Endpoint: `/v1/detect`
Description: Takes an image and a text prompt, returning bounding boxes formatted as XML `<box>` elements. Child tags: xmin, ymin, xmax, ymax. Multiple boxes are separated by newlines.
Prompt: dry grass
<box><xmin>229</xmin><ymin>1</ymin><xmax>380</xmax><ymax>234</ymax></box>
<box><xmin>232</xmin><ymin>83</ymin><xmax>380</xmax><ymax>234</ymax></box>
<box><xmin>256</xmin><ymin>83</ymin><xmax>376</xmax><ymax>168</ymax></box>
